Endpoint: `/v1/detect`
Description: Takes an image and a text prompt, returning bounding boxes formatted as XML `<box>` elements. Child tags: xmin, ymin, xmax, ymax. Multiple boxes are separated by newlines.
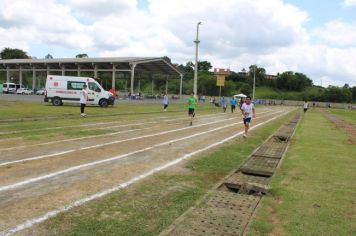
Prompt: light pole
<box><xmin>252</xmin><ymin>67</ymin><xmax>256</xmax><ymax>100</ymax></box>
<box><xmin>194</xmin><ymin>21</ymin><xmax>202</xmax><ymax>97</ymax></box>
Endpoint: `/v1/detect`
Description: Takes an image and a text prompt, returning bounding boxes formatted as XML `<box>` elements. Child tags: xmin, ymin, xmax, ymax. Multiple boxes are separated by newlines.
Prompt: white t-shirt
<box><xmin>303</xmin><ymin>102</ymin><xmax>308</xmax><ymax>109</ymax></box>
<box><xmin>163</xmin><ymin>95</ymin><xmax>169</xmax><ymax>105</ymax></box>
<box><xmin>241</xmin><ymin>103</ymin><xmax>254</xmax><ymax>118</ymax></box>
<box><xmin>80</xmin><ymin>89</ymin><xmax>88</xmax><ymax>104</ymax></box>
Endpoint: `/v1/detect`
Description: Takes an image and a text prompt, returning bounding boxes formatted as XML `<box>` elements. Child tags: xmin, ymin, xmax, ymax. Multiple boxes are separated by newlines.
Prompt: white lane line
<box><xmin>0</xmin><ymin>111</ymin><xmax>271</xmax><ymax>152</ymax></box>
<box><xmin>0</xmin><ymin>111</ymin><xmax>272</xmax><ymax>166</ymax></box>
<box><xmin>0</xmin><ymin>112</ymin><xmax>222</xmax><ymax>135</ymax></box>
<box><xmin>79</xmin><ymin>113</ymin><xmax>227</xmax><ymax>132</ymax></box>
<box><xmin>0</xmin><ymin>116</ymin><xmax>237</xmax><ymax>167</ymax></box>
<box><xmin>0</xmin><ymin>110</ymin><xmax>289</xmax><ymax>236</ymax></box>
<box><xmin>0</xmin><ymin>111</ymin><xmax>283</xmax><ymax>192</ymax></box>
<box><xmin>0</xmin><ymin>114</ymin><xmax>228</xmax><ymax>151</ymax></box>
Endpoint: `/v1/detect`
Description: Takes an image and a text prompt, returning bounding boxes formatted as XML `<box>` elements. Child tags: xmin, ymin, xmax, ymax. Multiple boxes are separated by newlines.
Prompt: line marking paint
<box><xmin>0</xmin><ymin>112</ymin><xmax>225</xmax><ymax>136</ymax></box>
<box><xmin>0</xmin><ymin>111</ymin><xmax>283</xmax><ymax>192</ymax></box>
<box><xmin>0</xmin><ymin>111</ymin><xmax>288</xmax><ymax>236</ymax></box>
<box><xmin>0</xmin><ymin>113</ymin><xmax>230</xmax><ymax>151</ymax></box>
<box><xmin>0</xmin><ymin>111</ymin><xmax>272</xmax><ymax>167</ymax></box>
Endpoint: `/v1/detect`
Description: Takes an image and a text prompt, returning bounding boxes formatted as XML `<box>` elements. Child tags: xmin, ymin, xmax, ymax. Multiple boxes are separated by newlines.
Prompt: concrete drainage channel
<box><xmin>160</xmin><ymin>113</ymin><xmax>301</xmax><ymax>236</ymax></box>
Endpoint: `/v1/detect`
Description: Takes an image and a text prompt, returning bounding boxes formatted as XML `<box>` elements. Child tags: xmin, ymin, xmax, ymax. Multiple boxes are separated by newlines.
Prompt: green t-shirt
<box><xmin>188</xmin><ymin>96</ymin><xmax>197</xmax><ymax>109</ymax></box>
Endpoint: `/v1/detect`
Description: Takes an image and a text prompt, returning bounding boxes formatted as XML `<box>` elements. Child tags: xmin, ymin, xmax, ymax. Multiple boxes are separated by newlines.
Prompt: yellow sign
<box><xmin>216</xmin><ymin>75</ymin><xmax>225</xmax><ymax>87</ymax></box>
<box><xmin>214</xmin><ymin>68</ymin><xmax>230</xmax><ymax>87</ymax></box>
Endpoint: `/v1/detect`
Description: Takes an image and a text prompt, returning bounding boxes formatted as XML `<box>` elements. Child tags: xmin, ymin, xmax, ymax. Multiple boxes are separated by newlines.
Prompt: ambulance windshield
<box><xmin>88</xmin><ymin>82</ymin><xmax>103</xmax><ymax>92</ymax></box>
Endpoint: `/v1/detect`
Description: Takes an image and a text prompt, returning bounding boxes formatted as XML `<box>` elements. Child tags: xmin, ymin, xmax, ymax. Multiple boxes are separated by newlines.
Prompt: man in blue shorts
<box><xmin>240</xmin><ymin>96</ymin><xmax>256</xmax><ymax>138</ymax></box>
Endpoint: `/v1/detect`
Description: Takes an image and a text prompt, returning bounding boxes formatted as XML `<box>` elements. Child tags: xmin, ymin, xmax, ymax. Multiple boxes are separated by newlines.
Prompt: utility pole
<box><xmin>253</xmin><ymin>67</ymin><xmax>256</xmax><ymax>100</ymax></box>
<box><xmin>194</xmin><ymin>22</ymin><xmax>202</xmax><ymax>97</ymax></box>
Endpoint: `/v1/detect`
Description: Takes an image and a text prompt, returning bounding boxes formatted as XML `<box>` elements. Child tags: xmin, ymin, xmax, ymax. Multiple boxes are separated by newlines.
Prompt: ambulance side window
<box><xmin>88</xmin><ymin>82</ymin><xmax>101</xmax><ymax>92</ymax></box>
<box><xmin>67</xmin><ymin>81</ymin><xmax>85</xmax><ymax>90</ymax></box>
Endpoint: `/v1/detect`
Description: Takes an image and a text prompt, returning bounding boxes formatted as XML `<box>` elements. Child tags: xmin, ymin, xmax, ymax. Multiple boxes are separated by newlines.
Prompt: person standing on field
<box><xmin>163</xmin><ymin>93</ymin><xmax>169</xmax><ymax>111</ymax></box>
<box><xmin>230</xmin><ymin>96</ymin><xmax>237</xmax><ymax>113</ymax></box>
<box><xmin>80</xmin><ymin>84</ymin><xmax>88</xmax><ymax>117</ymax></box>
<box><xmin>188</xmin><ymin>93</ymin><xmax>197</xmax><ymax>126</ymax></box>
<box><xmin>303</xmin><ymin>101</ymin><xmax>308</xmax><ymax>113</ymax></box>
<box><xmin>221</xmin><ymin>96</ymin><xmax>227</xmax><ymax>112</ymax></box>
<box><xmin>240</xmin><ymin>96</ymin><xmax>256</xmax><ymax>138</ymax></box>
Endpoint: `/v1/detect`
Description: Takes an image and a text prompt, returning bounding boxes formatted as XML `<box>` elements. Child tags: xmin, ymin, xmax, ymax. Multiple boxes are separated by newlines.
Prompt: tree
<box><xmin>45</xmin><ymin>54</ymin><xmax>53</xmax><ymax>59</ymax></box>
<box><xmin>324</xmin><ymin>86</ymin><xmax>352</xmax><ymax>103</ymax></box>
<box><xmin>0</xmin><ymin>48</ymin><xmax>29</xmax><ymax>59</ymax></box>
<box><xmin>75</xmin><ymin>53</ymin><xmax>89</xmax><ymax>58</ymax></box>
<box><xmin>178</xmin><ymin>62</ymin><xmax>195</xmax><ymax>74</ymax></box>
<box><xmin>198</xmin><ymin>61</ymin><xmax>212</xmax><ymax>72</ymax></box>
<box><xmin>275</xmin><ymin>71</ymin><xmax>312</xmax><ymax>91</ymax></box>
<box><xmin>351</xmin><ymin>86</ymin><xmax>356</xmax><ymax>102</ymax></box>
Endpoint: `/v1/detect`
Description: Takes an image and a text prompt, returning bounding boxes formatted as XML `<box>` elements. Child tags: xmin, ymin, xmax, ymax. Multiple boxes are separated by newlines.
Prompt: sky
<box><xmin>0</xmin><ymin>0</ymin><xmax>356</xmax><ymax>87</ymax></box>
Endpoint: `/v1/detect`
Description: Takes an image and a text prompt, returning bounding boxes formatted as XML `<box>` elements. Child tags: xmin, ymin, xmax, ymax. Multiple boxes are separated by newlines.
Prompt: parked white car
<box><xmin>17</xmin><ymin>88</ymin><xmax>33</xmax><ymax>95</ymax></box>
<box><xmin>36</xmin><ymin>89</ymin><xmax>45</xmax><ymax>95</ymax></box>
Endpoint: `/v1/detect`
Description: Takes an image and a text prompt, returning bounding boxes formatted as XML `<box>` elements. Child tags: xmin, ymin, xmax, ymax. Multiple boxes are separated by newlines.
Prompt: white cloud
<box><xmin>312</xmin><ymin>20</ymin><xmax>356</xmax><ymax>46</ymax></box>
<box><xmin>63</xmin><ymin>0</ymin><xmax>137</xmax><ymax>18</ymax></box>
<box><xmin>0</xmin><ymin>0</ymin><xmax>355</xmax><ymax>86</ymax></box>
<box><xmin>344</xmin><ymin>0</ymin><xmax>356</xmax><ymax>7</ymax></box>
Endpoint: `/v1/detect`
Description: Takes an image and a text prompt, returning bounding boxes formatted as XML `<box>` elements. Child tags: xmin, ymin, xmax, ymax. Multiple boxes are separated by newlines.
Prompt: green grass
<box><xmin>248</xmin><ymin>110</ymin><xmax>356</xmax><ymax>236</ymax></box>
<box><xmin>0</xmin><ymin>100</ymin><xmax>213</xmax><ymax>120</ymax></box>
<box><xmin>0</xmin><ymin>100</ymin><xmax>219</xmax><ymax>140</ymax></box>
<box><xmin>255</xmin><ymin>86</ymin><xmax>280</xmax><ymax>99</ymax></box>
<box><xmin>29</xmin><ymin>111</ymin><xmax>296</xmax><ymax>236</ymax></box>
<box><xmin>328</xmin><ymin>108</ymin><xmax>356</xmax><ymax>124</ymax></box>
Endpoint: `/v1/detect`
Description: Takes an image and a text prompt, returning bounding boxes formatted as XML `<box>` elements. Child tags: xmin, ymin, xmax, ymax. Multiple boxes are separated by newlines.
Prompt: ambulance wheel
<box><xmin>52</xmin><ymin>97</ymin><xmax>62</xmax><ymax>106</ymax></box>
<box><xmin>99</xmin><ymin>99</ymin><xmax>108</xmax><ymax>107</ymax></box>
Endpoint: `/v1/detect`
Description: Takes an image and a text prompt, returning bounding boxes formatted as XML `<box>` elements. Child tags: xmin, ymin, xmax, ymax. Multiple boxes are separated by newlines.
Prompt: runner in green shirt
<box><xmin>188</xmin><ymin>93</ymin><xmax>197</xmax><ymax>126</ymax></box>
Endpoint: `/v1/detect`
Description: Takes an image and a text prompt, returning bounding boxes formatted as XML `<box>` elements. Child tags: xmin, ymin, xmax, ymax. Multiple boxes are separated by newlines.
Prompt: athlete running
<box><xmin>240</xmin><ymin>96</ymin><xmax>256</xmax><ymax>138</ymax></box>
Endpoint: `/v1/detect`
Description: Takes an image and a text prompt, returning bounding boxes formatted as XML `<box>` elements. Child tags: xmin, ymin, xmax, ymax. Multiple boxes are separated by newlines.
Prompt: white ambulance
<box><xmin>44</xmin><ymin>75</ymin><xmax>115</xmax><ymax>107</ymax></box>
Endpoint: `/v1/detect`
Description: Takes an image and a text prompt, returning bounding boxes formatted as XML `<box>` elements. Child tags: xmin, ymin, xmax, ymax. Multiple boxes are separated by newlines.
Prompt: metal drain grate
<box><xmin>167</xmin><ymin>191</ymin><xmax>260</xmax><ymax>236</ymax></box>
<box><xmin>240</xmin><ymin>155</ymin><xmax>280</xmax><ymax>176</ymax></box>
<box><xmin>253</xmin><ymin>139</ymin><xmax>288</xmax><ymax>159</ymax></box>
<box><xmin>161</xmin><ymin>113</ymin><xmax>301</xmax><ymax>236</ymax></box>
<box><xmin>222</xmin><ymin>171</ymin><xmax>271</xmax><ymax>194</ymax></box>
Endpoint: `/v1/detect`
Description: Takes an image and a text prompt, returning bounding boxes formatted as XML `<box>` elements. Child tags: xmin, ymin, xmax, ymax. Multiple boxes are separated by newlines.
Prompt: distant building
<box><xmin>238</xmin><ymin>68</ymin><xmax>249</xmax><ymax>76</ymax></box>
<box><xmin>265</xmin><ymin>74</ymin><xmax>278</xmax><ymax>80</ymax></box>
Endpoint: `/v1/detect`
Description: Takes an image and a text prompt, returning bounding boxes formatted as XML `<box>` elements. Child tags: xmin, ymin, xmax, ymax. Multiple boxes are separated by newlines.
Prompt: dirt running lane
<box><xmin>0</xmin><ymin>107</ymin><xmax>293</xmax><ymax>235</ymax></box>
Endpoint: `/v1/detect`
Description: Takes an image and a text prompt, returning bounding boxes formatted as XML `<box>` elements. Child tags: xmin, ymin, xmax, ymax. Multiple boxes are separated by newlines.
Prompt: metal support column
<box><xmin>61</xmin><ymin>65</ymin><xmax>65</xmax><ymax>76</ymax></box>
<box><xmin>130</xmin><ymin>63</ymin><xmax>136</xmax><ymax>95</ymax></box>
<box><xmin>77</xmin><ymin>64</ymin><xmax>81</xmax><ymax>77</ymax></box>
<box><xmin>94</xmin><ymin>64</ymin><xmax>98</xmax><ymax>78</ymax></box>
<box><xmin>138</xmin><ymin>79</ymin><xmax>141</xmax><ymax>92</ymax></box>
<box><xmin>6</xmin><ymin>66</ymin><xmax>10</xmax><ymax>83</ymax></box>
<box><xmin>165</xmin><ymin>79</ymin><xmax>168</xmax><ymax>94</ymax></box>
<box><xmin>19</xmin><ymin>65</ymin><xmax>23</xmax><ymax>85</ymax></box>
<box><xmin>32</xmin><ymin>67</ymin><xmax>36</xmax><ymax>90</ymax></box>
<box><xmin>179</xmin><ymin>74</ymin><xmax>183</xmax><ymax>99</ymax></box>
<box><xmin>112</xmin><ymin>64</ymin><xmax>116</xmax><ymax>89</ymax></box>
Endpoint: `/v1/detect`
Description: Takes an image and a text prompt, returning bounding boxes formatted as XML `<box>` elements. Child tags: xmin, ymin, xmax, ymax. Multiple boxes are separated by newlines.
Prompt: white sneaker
<box><xmin>243</xmin><ymin>134</ymin><xmax>247</xmax><ymax>138</ymax></box>
<box><xmin>81</xmin><ymin>113</ymin><xmax>86</xmax><ymax>117</ymax></box>
<box><xmin>164</xmin><ymin>109</ymin><xmax>167</xmax><ymax>112</ymax></box>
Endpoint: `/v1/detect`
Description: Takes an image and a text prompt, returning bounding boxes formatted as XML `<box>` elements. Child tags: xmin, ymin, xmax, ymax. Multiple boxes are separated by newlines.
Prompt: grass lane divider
<box><xmin>0</xmin><ymin>111</ymin><xmax>289</xmax><ymax>236</ymax></box>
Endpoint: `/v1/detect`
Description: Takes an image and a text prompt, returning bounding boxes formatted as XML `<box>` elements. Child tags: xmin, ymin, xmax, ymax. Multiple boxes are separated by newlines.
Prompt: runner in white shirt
<box><xmin>240</xmin><ymin>96</ymin><xmax>256</xmax><ymax>138</ymax></box>
<box><xmin>303</xmin><ymin>101</ymin><xmax>308</xmax><ymax>113</ymax></box>
<box><xmin>80</xmin><ymin>84</ymin><xmax>88</xmax><ymax>117</ymax></box>
<box><xmin>163</xmin><ymin>93</ymin><xmax>169</xmax><ymax>112</ymax></box>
